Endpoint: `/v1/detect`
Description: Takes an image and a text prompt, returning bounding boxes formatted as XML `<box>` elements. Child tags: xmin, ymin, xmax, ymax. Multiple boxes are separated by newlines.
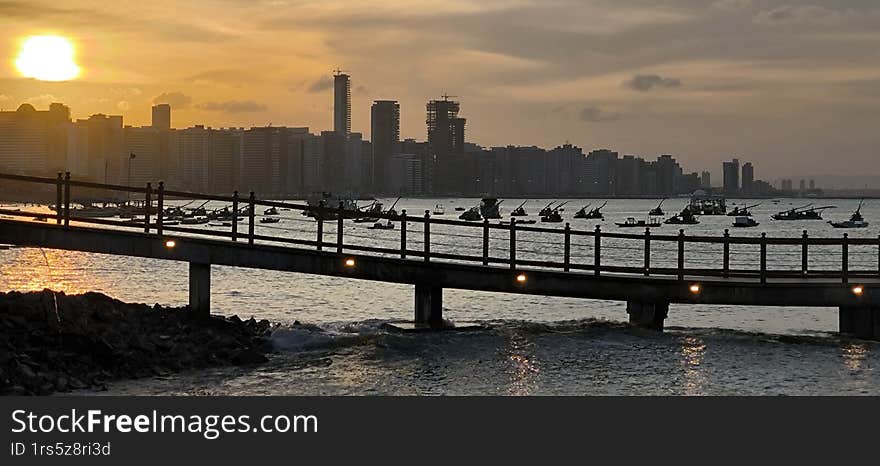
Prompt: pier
<box><xmin>1</xmin><ymin>172</ymin><xmax>879</xmax><ymax>339</ymax></box>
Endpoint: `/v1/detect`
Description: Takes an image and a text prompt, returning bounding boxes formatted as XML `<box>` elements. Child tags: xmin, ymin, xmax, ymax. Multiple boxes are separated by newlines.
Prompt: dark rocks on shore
<box><xmin>0</xmin><ymin>290</ymin><xmax>273</xmax><ymax>396</ymax></box>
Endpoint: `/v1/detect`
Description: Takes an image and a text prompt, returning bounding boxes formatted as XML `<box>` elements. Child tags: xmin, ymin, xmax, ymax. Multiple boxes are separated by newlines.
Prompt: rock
<box><xmin>231</xmin><ymin>348</ymin><xmax>268</xmax><ymax>365</ymax></box>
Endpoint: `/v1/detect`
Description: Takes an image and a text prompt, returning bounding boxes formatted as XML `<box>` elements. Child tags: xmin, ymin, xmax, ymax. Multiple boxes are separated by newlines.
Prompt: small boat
<box><xmin>480</xmin><ymin>198</ymin><xmax>503</xmax><ymax>219</ymax></box>
<box><xmin>649</xmin><ymin>199</ymin><xmax>666</xmax><ymax>216</ymax></box>
<box><xmin>264</xmin><ymin>207</ymin><xmax>279</xmax><ymax>216</ymax></box>
<box><xmin>583</xmin><ymin>201</ymin><xmax>607</xmax><ymax>220</ymax></box>
<box><xmin>454</xmin><ymin>206</ymin><xmax>466</xmax><ymax>211</ymax></box>
<box><xmin>32</xmin><ymin>216</ymin><xmax>47</xmax><ymax>222</ymax></box>
<box><xmin>727</xmin><ymin>202</ymin><xmax>762</xmax><ymax>217</ymax></box>
<box><xmin>540</xmin><ymin>210</ymin><xmax>563</xmax><ymax>223</ymax></box>
<box><xmin>573</xmin><ymin>203</ymin><xmax>592</xmax><ymax>219</ymax></box>
<box><xmin>500</xmin><ymin>219</ymin><xmax>537</xmax><ymax>225</ymax></box>
<box><xmin>260</xmin><ymin>217</ymin><xmax>280</xmax><ymax>224</ymax></box>
<box><xmin>829</xmin><ymin>200</ymin><xmax>869</xmax><ymax>228</ymax></box>
<box><xmin>459</xmin><ymin>206</ymin><xmax>482</xmax><ymax>221</ymax></box>
<box><xmin>369</xmin><ymin>220</ymin><xmax>395</xmax><ymax>230</ymax></box>
<box><xmin>616</xmin><ymin>217</ymin><xmax>662</xmax><ymax>228</ymax></box>
<box><xmin>353</xmin><ymin>217</ymin><xmax>380</xmax><ymax>223</ymax></box>
<box><xmin>180</xmin><ymin>216</ymin><xmax>209</xmax><ymax>225</ymax></box>
<box><xmin>664</xmin><ymin>209</ymin><xmax>700</xmax><ymax>225</ymax></box>
<box><xmin>732</xmin><ymin>216</ymin><xmax>760</xmax><ymax>228</ymax></box>
<box><xmin>432</xmin><ymin>204</ymin><xmax>445</xmax><ymax>215</ymax></box>
<box><xmin>510</xmin><ymin>201</ymin><xmax>528</xmax><ymax>217</ymax></box>
<box><xmin>772</xmin><ymin>204</ymin><xmax>835</xmax><ymax>221</ymax></box>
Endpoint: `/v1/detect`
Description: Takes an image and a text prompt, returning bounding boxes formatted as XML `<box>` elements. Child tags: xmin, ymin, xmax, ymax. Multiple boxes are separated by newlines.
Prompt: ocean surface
<box><xmin>1</xmin><ymin>197</ymin><xmax>879</xmax><ymax>395</ymax></box>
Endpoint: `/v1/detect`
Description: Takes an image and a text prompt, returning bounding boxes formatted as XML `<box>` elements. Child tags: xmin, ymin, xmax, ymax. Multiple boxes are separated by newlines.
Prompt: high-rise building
<box><xmin>123</xmin><ymin>126</ymin><xmax>162</xmax><ymax>187</ymax></box>
<box><xmin>67</xmin><ymin>113</ymin><xmax>123</xmax><ymax>183</ymax></box>
<box><xmin>655</xmin><ymin>155</ymin><xmax>682</xmax><ymax>195</ymax></box>
<box><xmin>700</xmin><ymin>171</ymin><xmax>711</xmax><ymax>189</ymax></box>
<box><xmin>151</xmin><ymin>104</ymin><xmax>171</xmax><ymax>130</ymax></box>
<box><xmin>239</xmin><ymin>126</ymin><xmax>288</xmax><ymax>194</ymax></box>
<box><xmin>333</xmin><ymin>72</ymin><xmax>351</xmax><ymax>136</ymax></box>
<box><xmin>320</xmin><ymin>131</ymin><xmax>347</xmax><ymax>193</ymax></box>
<box><xmin>799</xmin><ymin>179</ymin><xmax>806</xmax><ymax>192</ymax></box>
<box><xmin>427</xmin><ymin>97</ymin><xmax>466</xmax><ymax>193</ymax></box>
<box><xmin>809</xmin><ymin>179</ymin><xmax>815</xmax><ymax>190</ymax></box>
<box><xmin>741</xmin><ymin>162</ymin><xmax>754</xmax><ymax>194</ymax></box>
<box><xmin>722</xmin><ymin>158</ymin><xmax>740</xmax><ymax>194</ymax></box>
<box><xmin>0</xmin><ymin>103</ymin><xmax>70</xmax><ymax>175</ymax></box>
<box><xmin>370</xmin><ymin>100</ymin><xmax>399</xmax><ymax>192</ymax></box>
<box><xmin>584</xmin><ymin>149</ymin><xmax>619</xmax><ymax>195</ymax></box>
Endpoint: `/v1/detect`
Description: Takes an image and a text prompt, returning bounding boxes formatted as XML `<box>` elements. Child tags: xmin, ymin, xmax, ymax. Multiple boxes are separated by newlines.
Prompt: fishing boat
<box><xmin>540</xmin><ymin>210</ymin><xmax>563</xmax><ymax>223</ymax></box>
<box><xmin>664</xmin><ymin>209</ymin><xmax>700</xmax><ymax>225</ymax></box>
<box><xmin>583</xmin><ymin>201</ymin><xmax>607</xmax><ymax>220</ymax></box>
<box><xmin>732</xmin><ymin>216</ymin><xmax>760</xmax><ymax>228</ymax></box>
<box><xmin>771</xmin><ymin>204</ymin><xmax>835</xmax><ymax>221</ymax></box>
<box><xmin>369</xmin><ymin>220</ymin><xmax>395</xmax><ymax>230</ymax></box>
<box><xmin>264</xmin><ymin>207</ymin><xmax>279</xmax><ymax>216</ymax></box>
<box><xmin>458</xmin><ymin>206</ymin><xmax>482</xmax><ymax>221</ymax></box>
<box><xmin>383</xmin><ymin>197</ymin><xmax>402</xmax><ymax>219</ymax></box>
<box><xmin>260</xmin><ymin>217</ymin><xmax>280</xmax><ymax>224</ymax></box>
<box><xmin>510</xmin><ymin>201</ymin><xmax>528</xmax><ymax>217</ymax></box>
<box><xmin>432</xmin><ymin>204</ymin><xmax>445</xmax><ymax>215</ymax></box>
<box><xmin>180</xmin><ymin>216</ymin><xmax>209</xmax><ymax>225</ymax></box>
<box><xmin>454</xmin><ymin>206</ymin><xmax>466</xmax><ymax>211</ymax></box>
<box><xmin>829</xmin><ymin>200</ymin><xmax>869</xmax><ymax>228</ymax></box>
<box><xmin>688</xmin><ymin>192</ymin><xmax>726</xmax><ymax>215</ymax></box>
<box><xmin>573</xmin><ymin>203</ymin><xmax>592</xmax><ymax>219</ymax></box>
<box><xmin>649</xmin><ymin>199</ymin><xmax>666</xmax><ymax>216</ymax></box>
<box><xmin>727</xmin><ymin>202</ymin><xmax>762</xmax><ymax>217</ymax></box>
<box><xmin>303</xmin><ymin>192</ymin><xmax>357</xmax><ymax>220</ymax></box>
<box><xmin>500</xmin><ymin>219</ymin><xmax>537</xmax><ymax>225</ymax></box>
<box><xmin>480</xmin><ymin>198</ymin><xmax>503</xmax><ymax>219</ymax></box>
<box><xmin>353</xmin><ymin>217</ymin><xmax>380</xmax><ymax>223</ymax></box>
<box><xmin>538</xmin><ymin>201</ymin><xmax>557</xmax><ymax>217</ymax></box>
<box><xmin>616</xmin><ymin>217</ymin><xmax>662</xmax><ymax>228</ymax></box>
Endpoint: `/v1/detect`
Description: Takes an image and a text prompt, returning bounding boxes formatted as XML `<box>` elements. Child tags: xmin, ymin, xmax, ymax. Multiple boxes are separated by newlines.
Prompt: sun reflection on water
<box><xmin>505</xmin><ymin>333</ymin><xmax>539</xmax><ymax>396</ymax></box>
<box><xmin>841</xmin><ymin>342</ymin><xmax>869</xmax><ymax>371</ymax></box>
<box><xmin>680</xmin><ymin>336</ymin><xmax>707</xmax><ymax>396</ymax></box>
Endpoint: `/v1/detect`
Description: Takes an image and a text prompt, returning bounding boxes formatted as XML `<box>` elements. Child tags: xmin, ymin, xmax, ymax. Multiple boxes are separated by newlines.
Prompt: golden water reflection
<box><xmin>506</xmin><ymin>333</ymin><xmax>539</xmax><ymax>396</ymax></box>
<box><xmin>680</xmin><ymin>336</ymin><xmax>707</xmax><ymax>396</ymax></box>
<box><xmin>841</xmin><ymin>342</ymin><xmax>869</xmax><ymax>371</ymax></box>
<box><xmin>0</xmin><ymin>247</ymin><xmax>92</xmax><ymax>295</ymax></box>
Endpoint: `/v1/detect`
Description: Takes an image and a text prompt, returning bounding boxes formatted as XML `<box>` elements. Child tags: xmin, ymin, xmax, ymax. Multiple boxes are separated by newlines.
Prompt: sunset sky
<box><xmin>1</xmin><ymin>0</ymin><xmax>879</xmax><ymax>179</ymax></box>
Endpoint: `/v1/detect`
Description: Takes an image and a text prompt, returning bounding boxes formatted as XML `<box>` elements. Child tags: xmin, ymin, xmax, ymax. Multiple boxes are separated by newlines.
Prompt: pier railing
<box><xmin>1</xmin><ymin>172</ymin><xmax>879</xmax><ymax>283</ymax></box>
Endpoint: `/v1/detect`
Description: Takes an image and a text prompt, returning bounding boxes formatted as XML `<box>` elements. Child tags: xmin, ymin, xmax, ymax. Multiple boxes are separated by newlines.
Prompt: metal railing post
<box><xmin>248</xmin><ymin>191</ymin><xmax>255</xmax><ymax>246</ymax></box>
<box><xmin>316</xmin><ymin>201</ymin><xmax>324</xmax><ymax>250</ymax></box>
<box><xmin>760</xmin><ymin>232</ymin><xmax>767</xmax><ymax>284</ymax></box>
<box><xmin>63</xmin><ymin>172</ymin><xmax>70</xmax><ymax>227</ymax></box>
<box><xmin>801</xmin><ymin>230</ymin><xmax>808</xmax><ymax>276</ymax></box>
<box><xmin>144</xmin><ymin>182</ymin><xmax>152</xmax><ymax>233</ymax></box>
<box><xmin>842</xmin><ymin>233</ymin><xmax>849</xmax><ymax>284</ymax></box>
<box><xmin>482</xmin><ymin>219</ymin><xmax>490</xmax><ymax>266</ymax></box>
<box><xmin>423</xmin><ymin>210</ymin><xmax>430</xmax><ymax>263</ymax></box>
<box><xmin>877</xmin><ymin>234</ymin><xmax>880</xmax><ymax>278</ymax></box>
<box><xmin>723</xmin><ymin>229</ymin><xmax>730</xmax><ymax>278</ymax></box>
<box><xmin>594</xmin><ymin>225</ymin><xmax>601</xmax><ymax>276</ymax></box>
<box><xmin>678</xmin><ymin>229</ymin><xmax>685</xmax><ymax>281</ymax></box>
<box><xmin>644</xmin><ymin>227</ymin><xmax>651</xmax><ymax>276</ymax></box>
<box><xmin>55</xmin><ymin>172</ymin><xmax>62</xmax><ymax>224</ymax></box>
<box><xmin>337</xmin><ymin>201</ymin><xmax>344</xmax><ymax>254</ymax></box>
<box><xmin>509</xmin><ymin>218</ymin><xmax>516</xmax><ymax>270</ymax></box>
<box><xmin>156</xmin><ymin>181</ymin><xmax>164</xmax><ymax>237</ymax></box>
<box><xmin>231</xmin><ymin>191</ymin><xmax>239</xmax><ymax>242</ymax></box>
<box><xmin>400</xmin><ymin>209</ymin><xmax>407</xmax><ymax>259</ymax></box>
<box><xmin>564</xmin><ymin>222</ymin><xmax>571</xmax><ymax>272</ymax></box>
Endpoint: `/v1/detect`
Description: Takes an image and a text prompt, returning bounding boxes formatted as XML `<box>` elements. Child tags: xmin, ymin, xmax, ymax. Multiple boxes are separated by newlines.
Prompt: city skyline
<box><xmin>2</xmin><ymin>1</ymin><xmax>879</xmax><ymax>180</ymax></box>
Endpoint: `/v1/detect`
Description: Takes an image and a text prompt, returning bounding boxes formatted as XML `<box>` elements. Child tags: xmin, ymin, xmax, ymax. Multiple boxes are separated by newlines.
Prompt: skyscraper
<box><xmin>700</xmin><ymin>171</ymin><xmax>711</xmax><ymax>189</ymax></box>
<box><xmin>741</xmin><ymin>162</ymin><xmax>754</xmax><ymax>194</ymax></box>
<box><xmin>0</xmin><ymin>103</ymin><xmax>70</xmax><ymax>175</ymax></box>
<box><xmin>333</xmin><ymin>71</ymin><xmax>351</xmax><ymax>136</ymax></box>
<box><xmin>426</xmin><ymin>96</ymin><xmax>466</xmax><ymax>193</ymax></box>
<box><xmin>722</xmin><ymin>158</ymin><xmax>740</xmax><ymax>194</ymax></box>
<box><xmin>370</xmin><ymin>100</ymin><xmax>400</xmax><ymax>192</ymax></box>
<box><xmin>151</xmin><ymin>104</ymin><xmax>171</xmax><ymax>130</ymax></box>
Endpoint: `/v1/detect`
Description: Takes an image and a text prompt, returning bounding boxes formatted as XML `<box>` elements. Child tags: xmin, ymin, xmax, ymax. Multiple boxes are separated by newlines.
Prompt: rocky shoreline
<box><xmin>0</xmin><ymin>290</ymin><xmax>273</xmax><ymax>395</ymax></box>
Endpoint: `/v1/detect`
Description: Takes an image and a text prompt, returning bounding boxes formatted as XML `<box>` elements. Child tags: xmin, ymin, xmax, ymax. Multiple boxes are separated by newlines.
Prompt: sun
<box><xmin>15</xmin><ymin>35</ymin><xmax>81</xmax><ymax>81</ymax></box>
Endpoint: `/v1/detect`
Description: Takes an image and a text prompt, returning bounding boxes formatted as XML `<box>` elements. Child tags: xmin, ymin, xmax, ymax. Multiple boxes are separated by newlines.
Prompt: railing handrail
<box><xmin>2</xmin><ymin>172</ymin><xmax>879</xmax><ymax>284</ymax></box>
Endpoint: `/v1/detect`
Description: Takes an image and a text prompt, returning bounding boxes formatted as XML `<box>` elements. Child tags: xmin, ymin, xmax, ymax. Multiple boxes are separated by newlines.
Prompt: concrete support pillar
<box><xmin>626</xmin><ymin>301</ymin><xmax>669</xmax><ymax>331</ymax></box>
<box><xmin>189</xmin><ymin>262</ymin><xmax>211</xmax><ymax>319</ymax></box>
<box><xmin>839</xmin><ymin>307</ymin><xmax>880</xmax><ymax>340</ymax></box>
<box><xmin>414</xmin><ymin>284</ymin><xmax>443</xmax><ymax>329</ymax></box>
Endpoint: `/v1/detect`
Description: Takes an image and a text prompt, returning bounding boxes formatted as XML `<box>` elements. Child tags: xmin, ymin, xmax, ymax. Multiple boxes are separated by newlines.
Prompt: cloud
<box><xmin>197</xmin><ymin>100</ymin><xmax>267</xmax><ymax>113</ymax></box>
<box><xmin>25</xmin><ymin>94</ymin><xmax>59</xmax><ymax>109</ymax></box>
<box><xmin>153</xmin><ymin>91</ymin><xmax>192</xmax><ymax>109</ymax></box>
<box><xmin>307</xmin><ymin>76</ymin><xmax>333</xmax><ymax>93</ymax></box>
<box><xmin>0</xmin><ymin>94</ymin><xmax>11</xmax><ymax>103</ymax></box>
<box><xmin>579</xmin><ymin>106</ymin><xmax>621</xmax><ymax>122</ymax></box>
<box><xmin>117</xmin><ymin>101</ymin><xmax>131</xmax><ymax>111</ymax></box>
<box><xmin>753</xmin><ymin>5</ymin><xmax>857</xmax><ymax>26</ymax></box>
<box><xmin>624</xmin><ymin>74</ymin><xmax>682</xmax><ymax>92</ymax></box>
<box><xmin>712</xmin><ymin>0</ymin><xmax>752</xmax><ymax>12</ymax></box>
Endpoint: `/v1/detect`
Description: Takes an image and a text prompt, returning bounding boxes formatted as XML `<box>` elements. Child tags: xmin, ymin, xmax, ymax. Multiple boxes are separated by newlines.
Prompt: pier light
<box><xmin>689</xmin><ymin>283</ymin><xmax>702</xmax><ymax>294</ymax></box>
<box><xmin>516</xmin><ymin>273</ymin><xmax>527</xmax><ymax>283</ymax></box>
<box><xmin>344</xmin><ymin>257</ymin><xmax>356</xmax><ymax>267</ymax></box>
<box><xmin>852</xmin><ymin>285</ymin><xmax>864</xmax><ymax>296</ymax></box>
<box><xmin>164</xmin><ymin>239</ymin><xmax>176</xmax><ymax>248</ymax></box>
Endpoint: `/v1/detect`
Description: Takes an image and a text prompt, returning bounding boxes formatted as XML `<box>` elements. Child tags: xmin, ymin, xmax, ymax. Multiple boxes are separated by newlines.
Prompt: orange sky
<box><xmin>2</xmin><ymin>0</ymin><xmax>879</xmax><ymax>179</ymax></box>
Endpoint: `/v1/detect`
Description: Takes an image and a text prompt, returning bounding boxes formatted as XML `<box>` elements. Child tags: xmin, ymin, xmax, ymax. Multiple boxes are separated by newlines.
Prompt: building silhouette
<box><xmin>333</xmin><ymin>71</ymin><xmax>351</xmax><ymax>136</ymax></box>
<box><xmin>742</xmin><ymin>162</ymin><xmax>754</xmax><ymax>194</ymax></box>
<box><xmin>0</xmin><ymin>103</ymin><xmax>69</xmax><ymax>175</ymax></box>
<box><xmin>370</xmin><ymin>100</ymin><xmax>399</xmax><ymax>192</ymax></box>
<box><xmin>723</xmin><ymin>158</ymin><xmax>740</xmax><ymax>194</ymax></box>
<box><xmin>426</xmin><ymin>96</ymin><xmax>466</xmax><ymax>194</ymax></box>
<box><xmin>700</xmin><ymin>171</ymin><xmax>711</xmax><ymax>189</ymax></box>
<box><xmin>151</xmin><ymin>104</ymin><xmax>171</xmax><ymax>130</ymax></box>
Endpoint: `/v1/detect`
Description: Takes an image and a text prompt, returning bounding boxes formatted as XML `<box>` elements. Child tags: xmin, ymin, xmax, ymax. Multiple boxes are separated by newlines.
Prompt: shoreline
<box><xmin>0</xmin><ymin>290</ymin><xmax>272</xmax><ymax>395</ymax></box>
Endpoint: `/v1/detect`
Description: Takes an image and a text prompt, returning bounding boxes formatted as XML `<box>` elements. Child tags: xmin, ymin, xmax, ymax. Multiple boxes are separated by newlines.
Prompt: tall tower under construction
<box><xmin>333</xmin><ymin>70</ymin><xmax>351</xmax><ymax>136</ymax></box>
<box><xmin>427</xmin><ymin>95</ymin><xmax>466</xmax><ymax>194</ymax></box>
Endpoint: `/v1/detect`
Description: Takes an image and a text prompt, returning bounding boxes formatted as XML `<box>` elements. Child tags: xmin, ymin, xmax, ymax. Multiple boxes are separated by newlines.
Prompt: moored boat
<box><xmin>616</xmin><ymin>217</ymin><xmax>662</xmax><ymax>228</ymax></box>
<box><xmin>829</xmin><ymin>200</ymin><xmax>869</xmax><ymax>228</ymax></box>
<box><xmin>458</xmin><ymin>206</ymin><xmax>482</xmax><ymax>221</ymax></box>
<box><xmin>732</xmin><ymin>216</ymin><xmax>760</xmax><ymax>228</ymax></box>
